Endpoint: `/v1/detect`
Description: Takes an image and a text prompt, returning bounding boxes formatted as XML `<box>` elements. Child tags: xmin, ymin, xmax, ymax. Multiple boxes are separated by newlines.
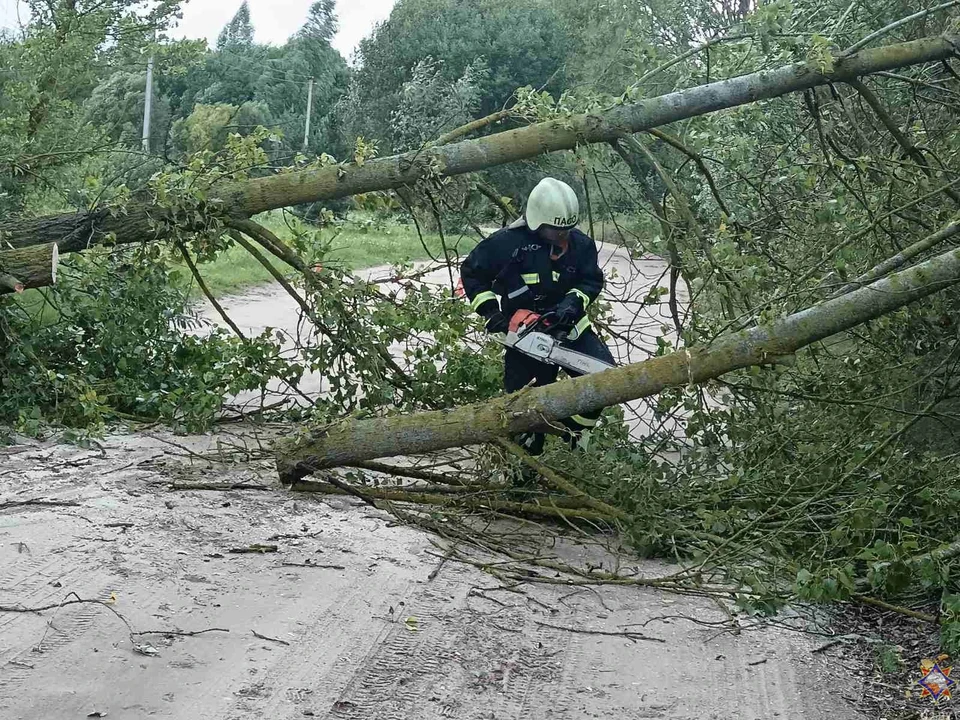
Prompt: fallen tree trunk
<box><xmin>0</xmin><ymin>33</ymin><xmax>956</xmax><ymax>260</ymax></box>
<box><xmin>0</xmin><ymin>243</ymin><xmax>58</xmax><ymax>293</ymax></box>
<box><xmin>830</xmin><ymin>219</ymin><xmax>960</xmax><ymax>297</ymax></box>
<box><xmin>276</xmin><ymin>246</ymin><xmax>960</xmax><ymax>480</ymax></box>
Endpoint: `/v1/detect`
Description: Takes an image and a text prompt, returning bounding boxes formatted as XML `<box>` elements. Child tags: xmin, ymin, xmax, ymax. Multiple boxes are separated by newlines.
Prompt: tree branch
<box><xmin>225</xmin><ymin>218</ymin><xmax>309</xmax><ymax>272</ymax></box>
<box><xmin>830</xmin><ymin>219</ymin><xmax>960</xmax><ymax>297</ymax></box>
<box><xmin>841</xmin><ymin>1</ymin><xmax>960</xmax><ymax>57</ymax></box>
<box><xmin>430</xmin><ymin>109</ymin><xmax>513</xmax><ymax>147</ymax></box>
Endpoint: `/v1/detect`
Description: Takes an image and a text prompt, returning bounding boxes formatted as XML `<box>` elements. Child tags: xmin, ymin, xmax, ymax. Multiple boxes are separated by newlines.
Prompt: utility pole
<box><xmin>303</xmin><ymin>77</ymin><xmax>314</xmax><ymax>151</ymax></box>
<box><xmin>142</xmin><ymin>50</ymin><xmax>155</xmax><ymax>153</ymax></box>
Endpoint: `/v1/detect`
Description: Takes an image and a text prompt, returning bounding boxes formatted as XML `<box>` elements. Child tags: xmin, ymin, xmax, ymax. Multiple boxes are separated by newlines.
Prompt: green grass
<box><xmin>187</xmin><ymin>211</ymin><xmax>478</xmax><ymax>298</ymax></box>
<box><xmin>6</xmin><ymin>288</ymin><xmax>57</xmax><ymax>323</ymax></box>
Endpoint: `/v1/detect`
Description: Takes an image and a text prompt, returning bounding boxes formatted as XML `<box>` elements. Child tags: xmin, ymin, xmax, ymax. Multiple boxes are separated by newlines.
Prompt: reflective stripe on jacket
<box><xmin>460</xmin><ymin>226</ymin><xmax>604</xmax><ymax>334</ymax></box>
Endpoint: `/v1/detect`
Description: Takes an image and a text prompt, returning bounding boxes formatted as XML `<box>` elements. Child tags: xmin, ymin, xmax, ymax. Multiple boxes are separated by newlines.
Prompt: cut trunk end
<box><xmin>0</xmin><ymin>242</ymin><xmax>59</xmax><ymax>294</ymax></box>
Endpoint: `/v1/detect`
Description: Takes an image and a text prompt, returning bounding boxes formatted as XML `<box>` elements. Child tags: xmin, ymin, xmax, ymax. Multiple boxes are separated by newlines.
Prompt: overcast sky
<box><xmin>0</xmin><ymin>0</ymin><xmax>396</xmax><ymax>61</ymax></box>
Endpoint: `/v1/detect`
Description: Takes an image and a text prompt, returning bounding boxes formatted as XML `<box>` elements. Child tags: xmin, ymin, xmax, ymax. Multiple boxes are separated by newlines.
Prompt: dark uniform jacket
<box><xmin>460</xmin><ymin>225</ymin><xmax>603</xmax><ymax>338</ymax></box>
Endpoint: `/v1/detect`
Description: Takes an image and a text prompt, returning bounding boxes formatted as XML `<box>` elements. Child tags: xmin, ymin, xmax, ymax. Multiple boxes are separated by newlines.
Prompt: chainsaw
<box><xmin>494</xmin><ymin>309</ymin><xmax>615</xmax><ymax>375</ymax></box>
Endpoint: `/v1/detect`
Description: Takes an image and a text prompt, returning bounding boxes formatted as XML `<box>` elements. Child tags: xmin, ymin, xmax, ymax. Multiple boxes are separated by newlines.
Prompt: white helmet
<box><xmin>520</xmin><ymin>177</ymin><xmax>579</xmax><ymax>232</ymax></box>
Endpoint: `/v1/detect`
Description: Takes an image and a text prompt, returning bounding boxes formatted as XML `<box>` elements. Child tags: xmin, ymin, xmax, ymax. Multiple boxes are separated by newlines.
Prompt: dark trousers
<box><xmin>504</xmin><ymin>328</ymin><xmax>615</xmax><ymax>455</ymax></box>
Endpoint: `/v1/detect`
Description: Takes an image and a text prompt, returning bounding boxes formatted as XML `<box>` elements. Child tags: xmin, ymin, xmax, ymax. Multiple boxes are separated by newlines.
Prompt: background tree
<box><xmin>217</xmin><ymin>1</ymin><xmax>255</xmax><ymax>50</ymax></box>
<box><xmin>0</xmin><ymin>0</ymin><xmax>181</xmax><ymax>214</ymax></box>
<box><xmin>300</xmin><ymin>0</ymin><xmax>338</xmax><ymax>44</ymax></box>
<box><xmin>343</xmin><ymin>0</ymin><xmax>569</xmax><ymax>150</ymax></box>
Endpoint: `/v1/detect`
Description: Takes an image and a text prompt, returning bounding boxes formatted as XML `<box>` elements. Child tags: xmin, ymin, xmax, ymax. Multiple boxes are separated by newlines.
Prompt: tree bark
<box><xmin>276</xmin><ymin>246</ymin><xmax>960</xmax><ymax>480</ymax></box>
<box><xmin>0</xmin><ymin>34</ymin><xmax>956</xmax><ymax>255</ymax></box>
<box><xmin>0</xmin><ymin>243</ymin><xmax>58</xmax><ymax>293</ymax></box>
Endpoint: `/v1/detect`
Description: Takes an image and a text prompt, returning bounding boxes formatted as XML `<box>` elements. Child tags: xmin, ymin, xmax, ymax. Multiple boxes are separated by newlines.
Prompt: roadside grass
<box><xmin>183</xmin><ymin>211</ymin><xmax>479</xmax><ymax>298</ymax></box>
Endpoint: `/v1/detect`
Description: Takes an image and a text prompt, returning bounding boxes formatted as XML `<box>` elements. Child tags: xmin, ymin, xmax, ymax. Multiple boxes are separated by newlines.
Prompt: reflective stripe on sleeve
<box><xmin>521</xmin><ymin>273</ymin><xmax>540</xmax><ymax>284</ymax></box>
<box><xmin>568</xmin><ymin>287</ymin><xmax>592</xmax><ymax>309</ymax></box>
<box><xmin>470</xmin><ymin>290</ymin><xmax>498</xmax><ymax>311</ymax></box>
<box><xmin>567</xmin><ymin>314</ymin><xmax>592</xmax><ymax>340</ymax></box>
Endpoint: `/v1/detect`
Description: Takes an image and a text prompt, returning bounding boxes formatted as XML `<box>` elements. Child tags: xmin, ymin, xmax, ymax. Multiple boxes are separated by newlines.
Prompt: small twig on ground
<box><xmin>104</xmin><ymin>522</ymin><xmax>135</xmax><ymax>528</ymax></box>
<box><xmin>107</xmin><ymin>456</ymin><xmax>162</xmax><ymax>474</ymax></box>
<box><xmin>489</xmin><ymin>620</ymin><xmax>523</xmax><ymax>634</ymax></box>
<box><xmin>142</xmin><ymin>434</ymin><xmax>209</xmax><ymax>461</ymax></box>
<box><xmin>10</xmin><ymin>592</ymin><xmax>134</xmax><ymax>654</ymax></box>
<box><xmin>533</xmin><ymin>620</ymin><xmax>665</xmax><ymax>643</ymax></box>
<box><xmin>132</xmin><ymin>628</ymin><xmax>229</xmax><ymax>638</ymax></box>
<box><xmin>524</xmin><ymin>594</ymin><xmax>560</xmax><ymax>615</ymax></box>
<box><xmin>0</xmin><ymin>499</ymin><xmax>81</xmax><ymax>512</ymax></box>
<box><xmin>851</xmin><ymin>594</ymin><xmax>938</xmax><ymax>623</ymax></box>
<box><xmin>313</xmin><ymin>474</ymin><xmax>380</xmax><ymax>508</ymax></box>
<box><xmin>623</xmin><ymin>613</ymin><xmax>737</xmax><ymax>630</ymax></box>
<box><xmin>279</xmin><ymin>561</ymin><xmax>346</xmax><ymax>570</ymax></box>
<box><xmin>0</xmin><ymin>446</ymin><xmax>33</xmax><ymax>456</ymax></box>
<box><xmin>229</xmin><ymin>544</ymin><xmax>279</xmax><ymax>554</ymax></box>
<box><xmin>266</xmin><ymin>531</ymin><xmax>323</xmax><ymax>541</ymax></box>
<box><xmin>169</xmin><ymin>482</ymin><xmax>270</xmax><ymax>491</ymax></box>
<box><xmin>252</xmin><ymin>630</ymin><xmax>291</xmax><ymax>646</ymax></box>
<box><xmin>468</xmin><ymin>587</ymin><xmax>514</xmax><ymax>608</ymax></box>
<box><xmin>559</xmin><ymin>586</ymin><xmax>613</xmax><ymax>614</ymax></box>
<box><xmin>812</xmin><ymin>637</ymin><xmax>848</xmax><ymax>654</ymax></box>
<box><xmin>59</xmin><ymin>453</ymin><xmax>102</xmax><ymax>468</ymax></box>
<box><xmin>0</xmin><ymin>596</ymin><xmax>109</xmax><ymax>614</ymax></box>
<box><xmin>427</xmin><ymin>543</ymin><xmax>457</xmax><ymax>581</ymax></box>
<box><xmin>1</xmin><ymin>591</ymin><xmax>230</xmax><ymax>655</ymax></box>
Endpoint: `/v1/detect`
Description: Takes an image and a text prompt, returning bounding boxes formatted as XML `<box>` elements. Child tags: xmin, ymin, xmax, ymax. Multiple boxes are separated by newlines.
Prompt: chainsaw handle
<box><xmin>535</xmin><ymin>312</ymin><xmax>570</xmax><ymax>341</ymax></box>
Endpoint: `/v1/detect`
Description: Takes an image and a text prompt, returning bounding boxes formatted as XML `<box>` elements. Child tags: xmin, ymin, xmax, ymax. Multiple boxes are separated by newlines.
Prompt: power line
<box><xmin>216</xmin><ymin>47</ymin><xmax>318</xmax><ymax>82</ymax></box>
<box><xmin>86</xmin><ymin>48</ymin><xmax>321</xmax><ymax>91</ymax></box>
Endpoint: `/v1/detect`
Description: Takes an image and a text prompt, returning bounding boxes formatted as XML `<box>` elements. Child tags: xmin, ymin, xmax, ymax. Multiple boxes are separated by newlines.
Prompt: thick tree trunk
<box><xmin>276</xmin><ymin>246</ymin><xmax>960</xmax><ymax>480</ymax></box>
<box><xmin>0</xmin><ymin>243</ymin><xmax>58</xmax><ymax>293</ymax></box>
<box><xmin>0</xmin><ymin>34</ymin><xmax>956</xmax><ymax>257</ymax></box>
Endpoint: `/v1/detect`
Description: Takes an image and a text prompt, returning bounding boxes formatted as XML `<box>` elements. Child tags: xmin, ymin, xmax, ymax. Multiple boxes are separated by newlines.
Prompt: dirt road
<box><xmin>0</xmin><ymin>437</ymin><xmax>863</xmax><ymax>719</ymax></box>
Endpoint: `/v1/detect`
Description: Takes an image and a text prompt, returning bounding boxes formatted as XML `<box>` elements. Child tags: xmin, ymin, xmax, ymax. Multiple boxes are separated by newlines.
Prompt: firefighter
<box><xmin>460</xmin><ymin>177</ymin><xmax>615</xmax><ymax>456</ymax></box>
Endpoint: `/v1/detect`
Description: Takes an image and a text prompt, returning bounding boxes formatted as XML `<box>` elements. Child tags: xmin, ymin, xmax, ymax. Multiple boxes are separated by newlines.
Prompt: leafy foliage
<box><xmin>0</xmin><ymin>247</ymin><xmax>296</xmax><ymax>434</ymax></box>
<box><xmin>0</xmin><ymin>0</ymin><xmax>180</xmax><ymax>213</ymax></box>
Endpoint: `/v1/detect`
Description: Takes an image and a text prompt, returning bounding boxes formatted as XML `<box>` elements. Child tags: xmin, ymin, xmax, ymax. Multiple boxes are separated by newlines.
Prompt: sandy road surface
<box><xmin>0</xmin><ymin>437</ymin><xmax>862</xmax><ymax>720</ymax></box>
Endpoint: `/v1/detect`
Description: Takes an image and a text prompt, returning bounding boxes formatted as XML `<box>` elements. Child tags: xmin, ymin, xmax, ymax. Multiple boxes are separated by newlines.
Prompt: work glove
<box><xmin>484</xmin><ymin>311</ymin><xmax>509</xmax><ymax>335</ymax></box>
<box><xmin>552</xmin><ymin>294</ymin><xmax>584</xmax><ymax>328</ymax></box>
